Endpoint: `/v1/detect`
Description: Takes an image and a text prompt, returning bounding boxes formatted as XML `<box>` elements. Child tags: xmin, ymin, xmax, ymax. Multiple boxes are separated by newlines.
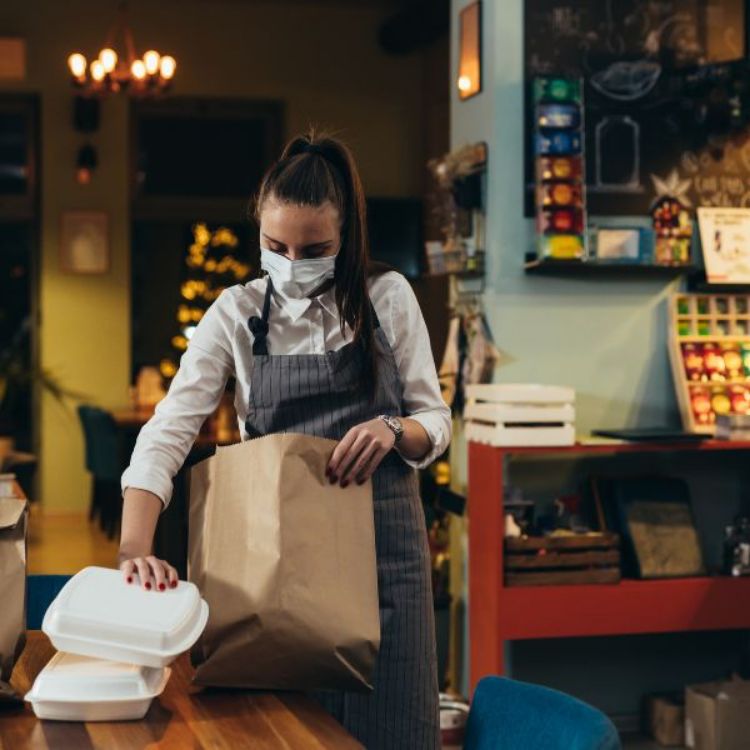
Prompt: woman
<box><xmin>119</xmin><ymin>132</ymin><xmax>451</xmax><ymax>749</ymax></box>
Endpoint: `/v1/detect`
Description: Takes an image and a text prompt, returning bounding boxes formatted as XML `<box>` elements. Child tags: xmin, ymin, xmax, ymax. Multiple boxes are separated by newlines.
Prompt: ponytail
<box><xmin>252</xmin><ymin>130</ymin><xmax>381</xmax><ymax>396</ymax></box>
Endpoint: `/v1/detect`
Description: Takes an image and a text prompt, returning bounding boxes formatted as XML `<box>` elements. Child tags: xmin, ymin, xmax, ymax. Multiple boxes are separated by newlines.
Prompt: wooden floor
<box><xmin>27</xmin><ymin>506</ymin><xmax>120</xmax><ymax>574</ymax></box>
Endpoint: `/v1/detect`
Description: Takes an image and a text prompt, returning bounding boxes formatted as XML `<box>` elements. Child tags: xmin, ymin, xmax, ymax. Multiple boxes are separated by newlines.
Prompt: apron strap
<box><xmin>369</xmin><ymin>301</ymin><xmax>381</xmax><ymax>330</ymax></box>
<box><xmin>248</xmin><ymin>277</ymin><xmax>273</xmax><ymax>355</ymax></box>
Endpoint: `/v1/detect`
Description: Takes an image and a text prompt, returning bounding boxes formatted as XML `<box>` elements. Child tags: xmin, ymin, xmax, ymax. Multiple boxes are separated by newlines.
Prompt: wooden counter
<box><xmin>0</xmin><ymin>632</ymin><xmax>362</xmax><ymax>749</ymax></box>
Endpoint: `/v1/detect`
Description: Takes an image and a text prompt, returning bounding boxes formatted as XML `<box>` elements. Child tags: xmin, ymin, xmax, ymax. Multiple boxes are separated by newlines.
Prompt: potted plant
<box><xmin>0</xmin><ymin>318</ymin><xmax>82</xmax><ymax>462</ymax></box>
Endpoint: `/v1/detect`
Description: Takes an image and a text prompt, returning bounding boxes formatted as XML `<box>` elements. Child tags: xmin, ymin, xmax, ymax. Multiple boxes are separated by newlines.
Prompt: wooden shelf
<box><xmin>687</xmin><ymin>271</ymin><xmax>750</xmax><ymax>293</ymax></box>
<box><xmin>499</xmin><ymin>577</ymin><xmax>750</xmax><ymax>640</ymax></box>
<box><xmin>524</xmin><ymin>256</ymin><xmax>695</xmax><ymax>278</ymax></box>
<box><xmin>493</xmin><ymin>439</ymin><xmax>750</xmax><ymax>457</ymax></box>
<box><xmin>467</xmin><ymin>440</ymin><xmax>750</xmax><ymax>693</ymax></box>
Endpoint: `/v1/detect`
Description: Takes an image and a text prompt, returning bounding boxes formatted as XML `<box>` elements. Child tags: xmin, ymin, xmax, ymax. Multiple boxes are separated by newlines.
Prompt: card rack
<box><xmin>669</xmin><ymin>293</ymin><xmax>750</xmax><ymax>433</ymax></box>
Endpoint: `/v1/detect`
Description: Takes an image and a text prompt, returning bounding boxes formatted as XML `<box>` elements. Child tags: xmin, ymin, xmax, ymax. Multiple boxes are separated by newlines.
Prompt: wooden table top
<box><xmin>1</xmin><ymin>632</ymin><xmax>362</xmax><ymax>749</ymax></box>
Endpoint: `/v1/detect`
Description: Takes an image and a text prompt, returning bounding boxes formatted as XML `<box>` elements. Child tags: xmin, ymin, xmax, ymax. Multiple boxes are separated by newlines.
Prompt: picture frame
<box><xmin>591</xmin><ymin>476</ymin><xmax>705</xmax><ymax>579</ymax></box>
<box><xmin>458</xmin><ymin>1</ymin><xmax>482</xmax><ymax>100</ymax></box>
<box><xmin>590</xmin><ymin>226</ymin><xmax>654</xmax><ymax>264</ymax></box>
<box><xmin>697</xmin><ymin>206</ymin><xmax>750</xmax><ymax>285</ymax></box>
<box><xmin>59</xmin><ymin>210</ymin><xmax>110</xmax><ymax>274</ymax></box>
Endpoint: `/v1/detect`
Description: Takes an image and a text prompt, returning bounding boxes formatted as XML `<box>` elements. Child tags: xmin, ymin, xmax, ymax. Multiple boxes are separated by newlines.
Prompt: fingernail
<box><xmin>126</xmin><ymin>576</ymin><xmax>133</xmax><ymax>584</ymax></box>
<box><xmin>170</xmin><ymin>580</ymin><xmax>177</xmax><ymax>589</ymax></box>
<box><xmin>356</xmin><ymin>478</ymin><xmax>365</xmax><ymax>485</ymax></box>
<box><xmin>342</xmin><ymin>480</ymin><xmax>349</xmax><ymax>488</ymax></box>
<box><xmin>145</xmin><ymin>582</ymin><xmax>152</xmax><ymax>590</ymax></box>
<box><xmin>159</xmin><ymin>583</ymin><xmax>166</xmax><ymax>591</ymax></box>
<box><xmin>329</xmin><ymin>475</ymin><xmax>337</xmax><ymax>484</ymax></box>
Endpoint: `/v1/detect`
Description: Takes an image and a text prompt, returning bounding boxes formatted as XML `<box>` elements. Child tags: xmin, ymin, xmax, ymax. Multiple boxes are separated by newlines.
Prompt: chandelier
<box><xmin>66</xmin><ymin>2</ymin><xmax>176</xmax><ymax>97</ymax></box>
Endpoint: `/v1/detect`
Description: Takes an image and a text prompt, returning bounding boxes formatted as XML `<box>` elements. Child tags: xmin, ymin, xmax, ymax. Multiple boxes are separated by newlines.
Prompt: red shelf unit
<box><xmin>467</xmin><ymin>440</ymin><xmax>750</xmax><ymax>692</ymax></box>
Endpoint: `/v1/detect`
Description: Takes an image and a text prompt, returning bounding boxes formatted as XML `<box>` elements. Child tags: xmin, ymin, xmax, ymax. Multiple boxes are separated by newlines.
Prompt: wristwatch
<box><xmin>379</xmin><ymin>414</ymin><xmax>404</xmax><ymax>445</ymax></box>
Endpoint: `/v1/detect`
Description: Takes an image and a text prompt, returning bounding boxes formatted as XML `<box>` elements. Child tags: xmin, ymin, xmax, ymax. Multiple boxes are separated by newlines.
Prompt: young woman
<box><xmin>119</xmin><ymin>132</ymin><xmax>451</xmax><ymax>749</ymax></box>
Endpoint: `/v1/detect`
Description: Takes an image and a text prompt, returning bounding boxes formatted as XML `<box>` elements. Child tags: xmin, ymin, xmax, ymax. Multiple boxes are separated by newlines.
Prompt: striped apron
<box><xmin>245</xmin><ymin>278</ymin><xmax>440</xmax><ymax>749</ymax></box>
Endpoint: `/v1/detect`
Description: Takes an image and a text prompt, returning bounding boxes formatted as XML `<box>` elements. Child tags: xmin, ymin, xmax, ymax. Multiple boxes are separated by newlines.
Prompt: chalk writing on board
<box><xmin>524</xmin><ymin>0</ymin><xmax>748</xmax><ymax>216</ymax></box>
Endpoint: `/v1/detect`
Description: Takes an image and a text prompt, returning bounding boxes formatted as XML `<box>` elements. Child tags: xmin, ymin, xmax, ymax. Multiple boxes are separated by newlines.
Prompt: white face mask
<box><xmin>260</xmin><ymin>247</ymin><xmax>337</xmax><ymax>298</ymax></box>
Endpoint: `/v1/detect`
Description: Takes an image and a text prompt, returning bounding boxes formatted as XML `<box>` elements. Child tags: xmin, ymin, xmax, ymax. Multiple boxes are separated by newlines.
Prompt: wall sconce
<box><xmin>76</xmin><ymin>144</ymin><xmax>98</xmax><ymax>185</ymax></box>
<box><xmin>457</xmin><ymin>1</ymin><xmax>482</xmax><ymax>100</ymax></box>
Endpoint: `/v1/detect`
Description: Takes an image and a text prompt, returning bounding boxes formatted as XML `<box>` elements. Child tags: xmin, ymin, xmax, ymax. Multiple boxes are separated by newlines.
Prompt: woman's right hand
<box><xmin>119</xmin><ymin>487</ymin><xmax>175</xmax><ymax>592</ymax></box>
<box><xmin>119</xmin><ymin>555</ymin><xmax>179</xmax><ymax>592</ymax></box>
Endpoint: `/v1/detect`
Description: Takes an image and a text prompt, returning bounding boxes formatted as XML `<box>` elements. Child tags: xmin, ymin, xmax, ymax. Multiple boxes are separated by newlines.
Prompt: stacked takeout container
<box><xmin>26</xmin><ymin>566</ymin><xmax>208</xmax><ymax>721</ymax></box>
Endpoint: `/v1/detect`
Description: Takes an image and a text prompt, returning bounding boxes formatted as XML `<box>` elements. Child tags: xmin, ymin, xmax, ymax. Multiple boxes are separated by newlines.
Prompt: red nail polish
<box><xmin>356</xmin><ymin>478</ymin><xmax>365</xmax><ymax>486</ymax></box>
<box><xmin>127</xmin><ymin>576</ymin><xmax>133</xmax><ymax>584</ymax></box>
<box><xmin>145</xmin><ymin>582</ymin><xmax>152</xmax><ymax>590</ymax></box>
<box><xmin>342</xmin><ymin>480</ymin><xmax>349</xmax><ymax>488</ymax></box>
<box><xmin>159</xmin><ymin>583</ymin><xmax>166</xmax><ymax>591</ymax></box>
<box><xmin>170</xmin><ymin>580</ymin><xmax>177</xmax><ymax>589</ymax></box>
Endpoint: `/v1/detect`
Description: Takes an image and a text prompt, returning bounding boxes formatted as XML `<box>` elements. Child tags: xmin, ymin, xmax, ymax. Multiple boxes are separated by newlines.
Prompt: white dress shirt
<box><xmin>121</xmin><ymin>271</ymin><xmax>451</xmax><ymax>509</ymax></box>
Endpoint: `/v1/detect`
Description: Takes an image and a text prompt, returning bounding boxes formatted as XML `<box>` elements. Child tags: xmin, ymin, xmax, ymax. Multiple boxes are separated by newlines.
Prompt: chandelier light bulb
<box><xmin>143</xmin><ymin>50</ymin><xmax>160</xmax><ymax>75</ymax></box>
<box><xmin>90</xmin><ymin>60</ymin><xmax>106</xmax><ymax>82</ymax></box>
<box><xmin>99</xmin><ymin>48</ymin><xmax>117</xmax><ymax>73</ymax></box>
<box><xmin>131</xmin><ymin>59</ymin><xmax>147</xmax><ymax>80</ymax></box>
<box><xmin>68</xmin><ymin>53</ymin><xmax>87</xmax><ymax>79</ymax></box>
<box><xmin>159</xmin><ymin>55</ymin><xmax>176</xmax><ymax>80</ymax></box>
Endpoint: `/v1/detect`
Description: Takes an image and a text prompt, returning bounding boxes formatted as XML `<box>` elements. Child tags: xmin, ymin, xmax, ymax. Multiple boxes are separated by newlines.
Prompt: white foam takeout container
<box><xmin>25</xmin><ymin>651</ymin><xmax>171</xmax><ymax>722</ymax></box>
<box><xmin>42</xmin><ymin>566</ymin><xmax>209</xmax><ymax>668</ymax></box>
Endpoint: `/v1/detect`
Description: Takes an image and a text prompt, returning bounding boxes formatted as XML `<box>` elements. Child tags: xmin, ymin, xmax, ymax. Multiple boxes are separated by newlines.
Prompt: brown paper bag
<box><xmin>188</xmin><ymin>432</ymin><xmax>380</xmax><ymax>691</ymax></box>
<box><xmin>0</xmin><ymin>495</ymin><xmax>28</xmax><ymax>700</ymax></box>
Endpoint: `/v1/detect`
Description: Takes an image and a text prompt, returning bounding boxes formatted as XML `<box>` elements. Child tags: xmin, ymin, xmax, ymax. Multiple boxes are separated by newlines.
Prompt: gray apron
<box><xmin>245</xmin><ymin>278</ymin><xmax>440</xmax><ymax>749</ymax></box>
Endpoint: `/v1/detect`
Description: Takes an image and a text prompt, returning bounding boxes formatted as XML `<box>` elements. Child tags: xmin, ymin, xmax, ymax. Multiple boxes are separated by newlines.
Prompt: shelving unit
<box><xmin>524</xmin><ymin>256</ymin><xmax>695</xmax><ymax>279</ymax></box>
<box><xmin>467</xmin><ymin>439</ymin><xmax>750</xmax><ymax>691</ymax></box>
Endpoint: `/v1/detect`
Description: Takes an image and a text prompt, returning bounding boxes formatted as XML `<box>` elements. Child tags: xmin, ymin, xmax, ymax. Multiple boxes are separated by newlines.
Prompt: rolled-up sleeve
<box><xmin>386</xmin><ymin>274</ymin><xmax>451</xmax><ymax>469</ymax></box>
<box><xmin>120</xmin><ymin>293</ymin><xmax>234</xmax><ymax>509</ymax></box>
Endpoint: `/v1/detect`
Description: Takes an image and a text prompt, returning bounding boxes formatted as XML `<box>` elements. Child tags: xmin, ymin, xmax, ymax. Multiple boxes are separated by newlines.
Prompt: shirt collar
<box><xmin>270</xmin><ymin>285</ymin><xmax>339</xmax><ymax>323</ymax></box>
<box><xmin>317</xmin><ymin>287</ymin><xmax>339</xmax><ymax>320</ymax></box>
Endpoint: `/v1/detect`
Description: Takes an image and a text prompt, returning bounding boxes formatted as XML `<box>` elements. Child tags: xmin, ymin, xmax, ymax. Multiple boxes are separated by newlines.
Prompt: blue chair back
<box><xmin>465</xmin><ymin>676</ymin><xmax>621</xmax><ymax>750</ymax></box>
<box><xmin>77</xmin><ymin>405</ymin><xmax>122</xmax><ymax>481</ymax></box>
<box><xmin>26</xmin><ymin>575</ymin><xmax>72</xmax><ymax>630</ymax></box>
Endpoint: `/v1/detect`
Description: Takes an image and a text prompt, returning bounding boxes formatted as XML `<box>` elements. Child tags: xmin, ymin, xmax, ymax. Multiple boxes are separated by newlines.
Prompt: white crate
<box><xmin>463</xmin><ymin>401</ymin><xmax>575</xmax><ymax>425</ymax></box>
<box><xmin>465</xmin><ymin>421</ymin><xmax>576</xmax><ymax>447</ymax></box>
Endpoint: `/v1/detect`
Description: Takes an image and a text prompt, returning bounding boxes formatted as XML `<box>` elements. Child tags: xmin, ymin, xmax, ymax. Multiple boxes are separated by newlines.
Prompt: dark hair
<box><xmin>252</xmin><ymin>130</ymin><xmax>384</xmax><ymax>394</ymax></box>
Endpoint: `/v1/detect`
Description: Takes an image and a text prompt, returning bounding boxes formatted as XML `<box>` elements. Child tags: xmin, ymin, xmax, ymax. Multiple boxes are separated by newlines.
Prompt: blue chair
<box><xmin>26</xmin><ymin>575</ymin><xmax>71</xmax><ymax>630</ymax></box>
<box><xmin>77</xmin><ymin>405</ymin><xmax>124</xmax><ymax>539</ymax></box>
<box><xmin>464</xmin><ymin>676</ymin><xmax>621</xmax><ymax>750</ymax></box>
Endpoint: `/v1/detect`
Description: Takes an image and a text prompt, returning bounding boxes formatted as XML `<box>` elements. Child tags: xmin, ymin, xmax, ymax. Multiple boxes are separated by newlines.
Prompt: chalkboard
<box><xmin>525</xmin><ymin>0</ymin><xmax>749</xmax><ymax>216</ymax></box>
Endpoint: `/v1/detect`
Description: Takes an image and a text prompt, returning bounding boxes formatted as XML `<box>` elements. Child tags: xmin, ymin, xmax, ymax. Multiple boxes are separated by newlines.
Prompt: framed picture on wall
<box><xmin>458</xmin><ymin>1</ymin><xmax>481</xmax><ymax>100</ymax></box>
<box><xmin>59</xmin><ymin>210</ymin><xmax>110</xmax><ymax>274</ymax></box>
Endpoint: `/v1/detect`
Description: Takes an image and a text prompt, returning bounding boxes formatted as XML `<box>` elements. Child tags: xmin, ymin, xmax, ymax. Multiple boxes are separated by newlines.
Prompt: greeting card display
<box><xmin>669</xmin><ymin>293</ymin><xmax>750</xmax><ymax>433</ymax></box>
<box><xmin>533</xmin><ymin>76</ymin><xmax>587</xmax><ymax>261</ymax></box>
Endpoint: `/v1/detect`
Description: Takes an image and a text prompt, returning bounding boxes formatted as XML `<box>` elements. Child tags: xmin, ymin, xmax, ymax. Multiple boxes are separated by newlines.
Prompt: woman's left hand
<box><xmin>327</xmin><ymin>418</ymin><xmax>396</xmax><ymax>487</ymax></box>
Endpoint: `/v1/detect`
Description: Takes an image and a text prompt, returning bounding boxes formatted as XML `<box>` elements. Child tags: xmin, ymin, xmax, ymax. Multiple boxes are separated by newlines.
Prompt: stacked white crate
<box><xmin>464</xmin><ymin>384</ymin><xmax>576</xmax><ymax>447</ymax></box>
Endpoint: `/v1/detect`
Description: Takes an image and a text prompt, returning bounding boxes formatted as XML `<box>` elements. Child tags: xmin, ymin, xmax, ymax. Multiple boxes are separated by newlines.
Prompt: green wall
<box><xmin>1</xmin><ymin>0</ymin><xmax>426</xmax><ymax>511</ymax></box>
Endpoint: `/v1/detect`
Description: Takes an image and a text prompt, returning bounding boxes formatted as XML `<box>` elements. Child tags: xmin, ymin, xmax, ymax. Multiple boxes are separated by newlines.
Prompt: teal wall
<box><xmin>450</xmin><ymin>0</ymin><xmax>748</xmax><ymax>719</ymax></box>
<box><xmin>450</xmin><ymin>0</ymin><xmax>681</xmax><ymax>436</ymax></box>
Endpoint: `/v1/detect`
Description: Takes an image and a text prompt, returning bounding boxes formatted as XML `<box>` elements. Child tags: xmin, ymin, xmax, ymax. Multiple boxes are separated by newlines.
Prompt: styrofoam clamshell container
<box><xmin>42</xmin><ymin>566</ymin><xmax>209</xmax><ymax>668</ymax></box>
<box><xmin>25</xmin><ymin>651</ymin><xmax>171</xmax><ymax>721</ymax></box>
